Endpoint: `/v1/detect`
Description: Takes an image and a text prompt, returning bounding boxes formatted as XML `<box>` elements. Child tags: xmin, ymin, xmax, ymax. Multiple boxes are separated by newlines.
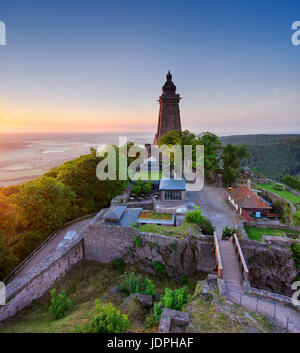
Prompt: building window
<box><xmin>164</xmin><ymin>191</ymin><xmax>182</xmax><ymax>201</ymax></box>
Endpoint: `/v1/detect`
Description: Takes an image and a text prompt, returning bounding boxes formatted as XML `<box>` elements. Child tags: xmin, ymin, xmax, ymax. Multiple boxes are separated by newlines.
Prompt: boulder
<box><xmin>158</xmin><ymin>308</ymin><xmax>190</xmax><ymax>333</ymax></box>
<box><xmin>129</xmin><ymin>293</ymin><xmax>153</xmax><ymax>308</ymax></box>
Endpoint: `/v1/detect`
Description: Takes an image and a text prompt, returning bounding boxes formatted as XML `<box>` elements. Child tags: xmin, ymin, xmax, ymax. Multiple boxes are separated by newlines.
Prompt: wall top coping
<box><xmin>6</xmin><ymin>234</ymin><xmax>84</xmax><ymax>300</ymax></box>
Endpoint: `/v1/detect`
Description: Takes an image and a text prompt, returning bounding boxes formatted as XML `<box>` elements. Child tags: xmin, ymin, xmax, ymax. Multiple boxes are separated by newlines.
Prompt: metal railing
<box><xmin>223</xmin><ymin>282</ymin><xmax>300</xmax><ymax>333</ymax></box>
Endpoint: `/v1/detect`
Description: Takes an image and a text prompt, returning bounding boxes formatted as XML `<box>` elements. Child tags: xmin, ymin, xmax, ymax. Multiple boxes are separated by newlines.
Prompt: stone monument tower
<box><xmin>153</xmin><ymin>71</ymin><xmax>182</xmax><ymax>145</ymax></box>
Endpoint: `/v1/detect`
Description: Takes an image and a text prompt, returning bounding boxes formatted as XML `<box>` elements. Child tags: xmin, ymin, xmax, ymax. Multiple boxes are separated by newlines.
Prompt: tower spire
<box><xmin>153</xmin><ymin>72</ymin><xmax>182</xmax><ymax>145</ymax></box>
<box><xmin>166</xmin><ymin>70</ymin><xmax>172</xmax><ymax>81</ymax></box>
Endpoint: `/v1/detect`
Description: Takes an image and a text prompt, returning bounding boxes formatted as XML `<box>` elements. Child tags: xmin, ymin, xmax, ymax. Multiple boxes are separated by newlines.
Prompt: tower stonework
<box><xmin>153</xmin><ymin>71</ymin><xmax>182</xmax><ymax>145</ymax></box>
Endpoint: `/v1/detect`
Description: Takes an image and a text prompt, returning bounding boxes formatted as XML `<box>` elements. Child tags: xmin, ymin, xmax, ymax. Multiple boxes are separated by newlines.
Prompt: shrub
<box><xmin>199</xmin><ymin>218</ymin><xmax>215</xmax><ymax>235</ymax></box>
<box><xmin>170</xmin><ymin>242</ymin><xmax>177</xmax><ymax>251</ymax></box>
<box><xmin>293</xmin><ymin>209</ymin><xmax>300</xmax><ymax>226</ymax></box>
<box><xmin>292</xmin><ymin>243</ymin><xmax>300</xmax><ymax>270</ymax></box>
<box><xmin>153</xmin><ymin>302</ymin><xmax>164</xmax><ymax>323</ymax></box>
<box><xmin>184</xmin><ymin>207</ymin><xmax>215</xmax><ymax>235</ymax></box>
<box><xmin>273</xmin><ymin>183</ymin><xmax>285</xmax><ymax>191</ymax></box>
<box><xmin>153</xmin><ymin>286</ymin><xmax>190</xmax><ymax>322</ymax></box>
<box><xmin>89</xmin><ymin>301</ymin><xmax>130</xmax><ymax>333</ymax></box>
<box><xmin>184</xmin><ymin>206</ymin><xmax>204</xmax><ymax>224</ymax></box>
<box><xmin>49</xmin><ymin>289</ymin><xmax>71</xmax><ymax>319</ymax></box>
<box><xmin>144</xmin><ymin>278</ymin><xmax>156</xmax><ymax>297</ymax></box>
<box><xmin>118</xmin><ymin>272</ymin><xmax>156</xmax><ymax>298</ymax></box>
<box><xmin>132</xmin><ymin>185</ymin><xmax>142</xmax><ymax>194</ymax></box>
<box><xmin>134</xmin><ymin>235</ymin><xmax>143</xmax><ymax>247</ymax></box>
<box><xmin>222</xmin><ymin>226</ymin><xmax>235</xmax><ymax>238</ymax></box>
<box><xmin>112</xmin><ymin>258</ymin><xmax>125</xmax><ymax>272</ymax></box>
<box><xmin>142</xmin><ymin>182</ymin><xmax>152</xmax><ymax>194</ymax></box>
<box><xmin>145</xmin><ymin>312</ymin><xmax>158</xmax><ymax>329</ymax></box>
<box><xmin>154</xmin><ymin>261</ymin><xmax>166</xmax><ymax>277</ymax></box>
<box><xmin>180</xmin><ymin>275</ymin><xmax>187</xmax><ymax>285</ymax></box>
<box><xmin>162</xmin><ymin>286</ymin><xmax>190</xmax><ymax>311</ymax></box>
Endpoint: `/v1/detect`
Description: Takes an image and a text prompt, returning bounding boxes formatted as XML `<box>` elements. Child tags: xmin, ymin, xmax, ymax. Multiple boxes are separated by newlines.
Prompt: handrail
<box><xmin>232</xmin><ymin>233</ymin><xmax>249</xmax><ymax>280</ymax></box>
<box><xmin>3</xmin><ymin>213</ymin><xmax>97</xmax><ymax>284</ymax></box>
<box><xmin>214</xmin><ymin>232</ymin><xmax>223</xmax><ymax>279</ymax></box>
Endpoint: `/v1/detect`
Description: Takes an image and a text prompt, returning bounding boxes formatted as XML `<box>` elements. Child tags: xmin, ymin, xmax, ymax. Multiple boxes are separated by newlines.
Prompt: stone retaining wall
<box><xmin>253</xmin><ymin>187</ymin><xmax>296</xmax><ymax>224</ymax></box>
<box><xmin>84</xmin><ymin>223</ymin><xmax>216</xmax><ymax>278</ymax></box>
<box><xmin>243</xmin><ymin>221</ymin><xmax>300</xmax><ymax>233</ymax></box>
<box><xmin>239</xmin><ymin>237</ymin><xmax>298</xmax><ymax>295</ymax></box>
<box><xmin>0</xmin><ymin>237</ymin><xmax>84</xmax><ymax>322</ymax></box>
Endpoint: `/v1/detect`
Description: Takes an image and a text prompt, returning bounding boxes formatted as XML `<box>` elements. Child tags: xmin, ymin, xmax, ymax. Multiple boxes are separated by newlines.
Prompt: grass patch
<box><xmin>256</xmin><ymin>183</ymin><xmax>300</xmax><ymax>205</ymax></box>
<box><xmin>138</xmin><ymin>221</ymin><xmax>195</xmax><ymax>238</ymax></box>
<box><xmin>138</xmin><ymin>211</ymin><xmax>172</xmax><ymax>221</ymax></box>
<box><xmin>244</xmin><ymin>226</ymin><xmax>300</xmax><ymax>242</ymax></box>
<box><xmin>186</xmin><ymin>297</ymin><xmax>273</xmax><ymax>333</ymax></box>
<box><xmin>0</xmin><ymin>261</ymin><xmax>197</xmax><ymax>333</ymax></box>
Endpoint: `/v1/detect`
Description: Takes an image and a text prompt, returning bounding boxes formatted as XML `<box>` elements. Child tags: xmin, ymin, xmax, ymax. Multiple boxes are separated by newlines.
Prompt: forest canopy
<box><xmin>0</xmin><ymin>147</ymin><xmax>129</xmax><ymax>280</ymax></box>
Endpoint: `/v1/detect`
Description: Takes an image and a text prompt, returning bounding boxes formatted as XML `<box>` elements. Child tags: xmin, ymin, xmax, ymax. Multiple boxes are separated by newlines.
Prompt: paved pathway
<box><xmin>186</xmin><ymin>185</ymin><xmax>242</xmax><ymax>236</ymax></box>
<box><xmin>7</xmin><ymin>218</ymin><xmax>92</xmax><ymax>283</ymax></box>
<box><xmin>218</xmin><ymin>237</ymin><xmax>300</xmax><ymax>332</ymax></box>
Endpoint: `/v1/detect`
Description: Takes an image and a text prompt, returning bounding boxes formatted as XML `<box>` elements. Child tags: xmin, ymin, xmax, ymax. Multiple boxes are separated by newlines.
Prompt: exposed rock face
<box><xmin>239</xmin><ymin>237</ymin><xmax>298</xmax><ymax>295</ymax></box>
<box><xmin>126</xmin><ymin>232</ymin><xmax>215</xmax><ymax>278</ymax></box>
<box><xmin>84</xmin><ymin>224</ymin><xmax>216</xmax><ymax>278</ymax></box>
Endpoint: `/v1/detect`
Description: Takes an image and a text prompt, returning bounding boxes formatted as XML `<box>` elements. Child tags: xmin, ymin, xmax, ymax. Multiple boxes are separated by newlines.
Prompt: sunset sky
<box><xmin>0</xmin><ymin>0</ymin><xmax>299</xmax><ymax>135</ymax></box>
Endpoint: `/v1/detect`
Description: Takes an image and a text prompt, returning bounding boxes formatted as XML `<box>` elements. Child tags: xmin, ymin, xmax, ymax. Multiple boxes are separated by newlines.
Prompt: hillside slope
<box><xmin>220</xmin><ymin>134</ymin><xmax>300</xmax><ymax>179</ymax></box>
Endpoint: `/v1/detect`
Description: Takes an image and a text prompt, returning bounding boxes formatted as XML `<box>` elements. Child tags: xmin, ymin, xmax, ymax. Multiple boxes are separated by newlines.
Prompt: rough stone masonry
<box><xmin>84</xmin><ymin>223</ymin><xmax>216</xmax><ymax>278</ymax></box>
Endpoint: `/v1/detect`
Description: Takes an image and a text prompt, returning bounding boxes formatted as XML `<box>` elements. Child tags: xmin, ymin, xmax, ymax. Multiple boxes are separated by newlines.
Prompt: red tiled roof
<box><xmin>227</xmin><ymin>184</ymin><xmax>272</xmax><ymax>209</ymax></box>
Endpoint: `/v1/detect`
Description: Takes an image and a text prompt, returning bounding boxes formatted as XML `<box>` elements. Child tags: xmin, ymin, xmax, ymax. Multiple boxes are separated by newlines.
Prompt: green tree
<box><xmin>12</xmin><ymin>231</ymin><xmax>44</xmax><ymax>262</ymax></box>
<box><xmin>159</xmin><ymin>130</ymin><xmax>221</xmax><ymax>177</ymax></box>
<box><xmin>50</xmin><ymin>148</ymin><xmax>128</xmax><ymax>215</ymax></box>
<box><xmin>0</xmin><ymin>195</ymin><xmax>17</xmax><ymax>240</ymax></box>
<box><xmin>221</xmin><ymin>144</ymin><xmax>249</xmax><ymax>186</ymax></box>
<box><xmin>14</xmin><ymin>176</ymin><xmax>76</xmax><ymax>234</ymax></box>
<box><xmin>196</xmin><ymin>132</ymin><xmax>222</xmax><ymax>176</ymax></box>
<box><xmin>0</xmin><ymin>232</ymin><xmax>16</xmax><ymax>280</ymax></box>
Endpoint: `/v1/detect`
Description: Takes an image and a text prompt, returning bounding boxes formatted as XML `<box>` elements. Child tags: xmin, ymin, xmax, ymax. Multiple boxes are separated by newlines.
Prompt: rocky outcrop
<box><xmin>84</xmin><ymin>224</ymin><xmax>216</xmax><ymax>278</ymax></box>
<box><xmin>239</xmin><ymin>237</ymin><xmax>298</xmax><ymax>295</ymax></box>
<box><xmin>125</xmin><ymin>232</ymin><xmax>215</xmax><ymax>278</ymax></box>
